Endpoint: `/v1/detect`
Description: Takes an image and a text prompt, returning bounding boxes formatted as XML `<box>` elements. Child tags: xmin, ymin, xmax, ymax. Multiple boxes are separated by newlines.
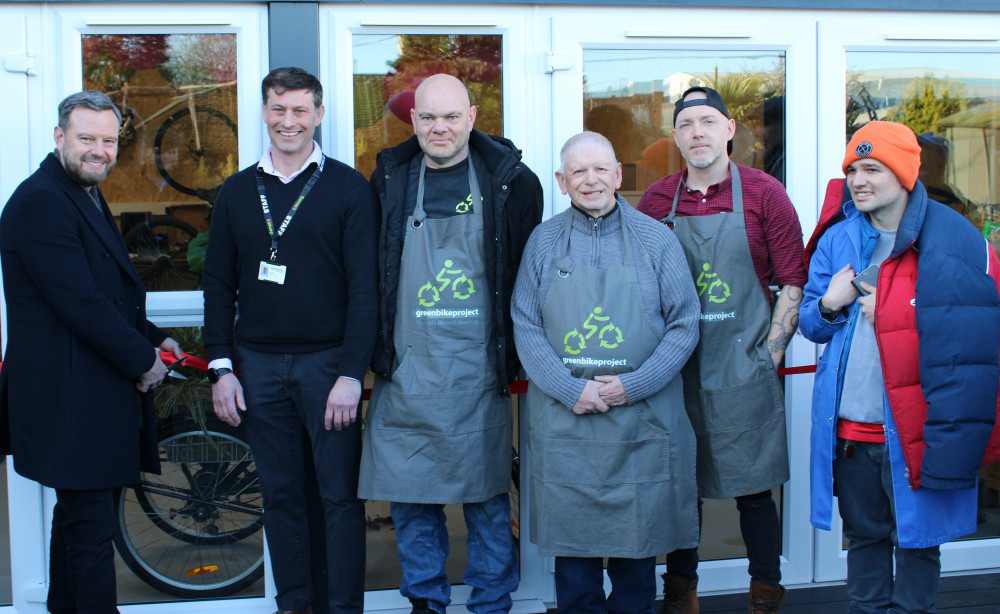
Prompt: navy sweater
<box><xmin>203</xmin><ymin>157</ymin><xmax>378</xmax><ymax>381</ymax></box>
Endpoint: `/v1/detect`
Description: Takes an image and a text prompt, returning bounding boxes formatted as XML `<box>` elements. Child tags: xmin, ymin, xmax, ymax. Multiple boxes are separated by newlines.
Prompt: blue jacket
<box><xmin>800</xmin><ymin>180</ymin><xmax>1000</xmax><ymax>548</ymax></box>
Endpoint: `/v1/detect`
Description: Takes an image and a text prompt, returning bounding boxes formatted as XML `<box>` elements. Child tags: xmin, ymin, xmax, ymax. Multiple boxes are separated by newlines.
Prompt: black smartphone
<box><xmin>851</xmin><ymin>263</ymin><xmax>879</xmax><ymax>296</ymax></box>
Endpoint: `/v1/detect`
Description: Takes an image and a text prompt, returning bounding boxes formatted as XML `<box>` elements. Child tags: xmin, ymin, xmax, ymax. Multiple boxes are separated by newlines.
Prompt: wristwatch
<box><xmin>206</xmin><ymin>367</ymin><xmax>234</xmax><ymax>384</ymax></box>
<box><xmin>818</xmin><ymin>298</ymin><xmax>841</xmax><ymax>322</ymax></box>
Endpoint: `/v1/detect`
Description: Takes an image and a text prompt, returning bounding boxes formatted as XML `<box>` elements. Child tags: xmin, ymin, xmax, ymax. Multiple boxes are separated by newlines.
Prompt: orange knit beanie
<box><xmin>842</xmin><ymin>121</ymin><xmax>921</xmax><ymax>190</ymax></box>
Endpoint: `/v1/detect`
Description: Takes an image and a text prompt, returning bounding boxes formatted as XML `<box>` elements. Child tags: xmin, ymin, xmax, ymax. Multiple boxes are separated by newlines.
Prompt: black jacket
<box><xmin>0</xmin><ymin>153</ymin><xmax>164</xmax><ymax>489</ymax></box>
<box><xmin>370</xmin><ymin>130</ymin><xmax>543</xmax><ymax>391</ymax></box>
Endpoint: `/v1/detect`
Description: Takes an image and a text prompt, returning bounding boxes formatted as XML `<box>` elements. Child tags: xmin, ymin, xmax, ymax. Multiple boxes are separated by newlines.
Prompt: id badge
<box><xmin>258</xmin><ymin>261</ymin><xmax>287</xmax><ymax>285</ymax></box>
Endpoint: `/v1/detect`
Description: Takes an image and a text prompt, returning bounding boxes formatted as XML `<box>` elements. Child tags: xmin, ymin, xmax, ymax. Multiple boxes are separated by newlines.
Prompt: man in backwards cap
<box><xmin>638</xmin><ymin>87</ymin><xmax>806</xmax><ymax>613</ymax></box>
<box><xmin>800</xmin><ymin>120</ymin><xmax>1000</xmax><ymax>613</ymax></box>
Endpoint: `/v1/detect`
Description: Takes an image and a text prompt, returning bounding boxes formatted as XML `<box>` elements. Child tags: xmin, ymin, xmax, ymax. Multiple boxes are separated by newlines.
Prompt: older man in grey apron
<box><xmin>361</xmin><ymin>74</ymin><xmax>543</xmax><ymax>614</ymax></box>
<box><xmin>638</xmin><ymin>87</ymin><xmax>807</xmax><ymax>614</ymax></box>
<box><xmin>513</xmin><ymin>132</ymin><xmax>700</xmax><ymax>614</ymax></box>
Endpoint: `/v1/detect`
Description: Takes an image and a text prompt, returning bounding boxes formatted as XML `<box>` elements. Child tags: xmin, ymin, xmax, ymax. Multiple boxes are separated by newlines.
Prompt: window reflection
<box><xmin>81</xmin><ymin>33</ymin><xmax>239</xmax><ymax>292</ymax></box>
<box><xmin>352</xmin><ymin>34</ymin><xmax>503</xmax><ymax>179</ymax></box>
<box><xmin>846</xmin><ymin>51</ymin><xmax>1000</xmax><ymax>543</ymax></box>
<box><xmin>583</xmin><ymin>50</ymin><xmax>786</xmax><ymax>199</ymax></box>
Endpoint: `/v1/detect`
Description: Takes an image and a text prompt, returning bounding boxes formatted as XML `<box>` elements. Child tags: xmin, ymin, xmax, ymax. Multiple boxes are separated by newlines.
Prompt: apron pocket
<box><xmin>535</xmin><ymin>436</ymin><xmax>670</xmax><ymax>486</ymax></box>
<box><xmin>691</xmin><ymin>371</ymin><xmax>783</xmax><ymax>435</ymax></box>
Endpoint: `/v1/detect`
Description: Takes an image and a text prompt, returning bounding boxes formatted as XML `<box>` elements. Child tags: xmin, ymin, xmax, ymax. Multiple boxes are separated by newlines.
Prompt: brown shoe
<box><xmin>659</xmin><ymin>572</ymin><xmax>699</xmax><ymax>614</ymax></box>
<box><xmin>748</xmin><ymin>580</ymin><xmax>786</xmax><ymax>613</ymax></box>
<box><xmin>274</xmin><ymin>608</ymin><xmax>312</xmax><ymax>614</ymax></box>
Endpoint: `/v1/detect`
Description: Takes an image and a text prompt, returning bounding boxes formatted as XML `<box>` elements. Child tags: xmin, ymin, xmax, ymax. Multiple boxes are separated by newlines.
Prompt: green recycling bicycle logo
<box><xmin>696</xmin><ymin>262</ymin><xmax>731</xmax><ymax>304</ymax></box>
<box><xmin>418</xmin><ymin>258</ymin><xmax>476</xmax><ymax>307</ymax></box>
<box><xmin>563</xmin><ymin>307</ymin><xmax>625</xmax><ymax>355</ymax></box>
<box><xmin>456</xmin><ymin>194</ymin><xmax>473</xmax><ymax>214</ymax></box>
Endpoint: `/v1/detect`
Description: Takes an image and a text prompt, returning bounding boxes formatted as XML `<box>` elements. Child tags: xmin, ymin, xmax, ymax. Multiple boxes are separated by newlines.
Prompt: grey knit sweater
<box><xmin>512</xmin><ymin>195</ymin><xmax>700</xmax><ymax>409</ymax></box>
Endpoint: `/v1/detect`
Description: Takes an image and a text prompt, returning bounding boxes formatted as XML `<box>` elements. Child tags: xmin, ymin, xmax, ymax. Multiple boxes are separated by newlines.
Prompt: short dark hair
<box><xmin>261</xmin><ymin>67</ymin><xmax>323</xmax><ymax>109</ymax></box>
<box><xmin>58</xmin><ymin>91</ymin><xmax>122</xmax><ymax>131</ymax></box>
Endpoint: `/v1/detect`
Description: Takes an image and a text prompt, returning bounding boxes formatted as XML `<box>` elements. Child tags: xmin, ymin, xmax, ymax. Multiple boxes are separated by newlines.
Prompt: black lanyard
<box><xmin>255</xmin><ymin>157</ymin><xmax>324</xmax><ymax>261</ymax></box>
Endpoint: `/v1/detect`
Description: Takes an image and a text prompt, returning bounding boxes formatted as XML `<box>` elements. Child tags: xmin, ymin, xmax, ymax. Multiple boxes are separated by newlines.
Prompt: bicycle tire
<box><xmin>153</xmin><ymin>105</ymin><xmax>237</xmax><ymax>200</ymax></box>
<box><xmin>123</xmin><ymin>216</ymin><xmax>201</xmax><ymax>292</ymax></box>
<box><xmin>113</xmin><ymin>416</ymin><xmax>264</xmax><ymax>598</ymax></box>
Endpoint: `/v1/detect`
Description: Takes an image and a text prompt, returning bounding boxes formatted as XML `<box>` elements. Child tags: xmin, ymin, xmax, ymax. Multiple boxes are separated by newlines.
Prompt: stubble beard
<box><xmin>685</xmin><ymin>151</ymin><xmax>722</xmax><ymax>169</ymax></box>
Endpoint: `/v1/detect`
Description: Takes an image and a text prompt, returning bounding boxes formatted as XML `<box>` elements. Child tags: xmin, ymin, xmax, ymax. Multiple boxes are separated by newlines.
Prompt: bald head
<box><xmin>411</xmin><ymin>74</ymin><xmax>477</xmax><ymax>168</ymax></box>
<box><xmin>414</xmin><ymin>74</ymin><xmax>471</xmax><ymax>108</ymax></box>
<box><xmin>558</xmin><ymin>131</ymin><xmax>617</xmax><ymax>174</ymax></box>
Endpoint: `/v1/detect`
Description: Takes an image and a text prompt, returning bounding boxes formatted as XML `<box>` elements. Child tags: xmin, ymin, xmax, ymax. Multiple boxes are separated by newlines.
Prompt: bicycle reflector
<box><xmin>185</xmin><ymin>565</ymin><xmax>220</xmax><ymax>577</ymax></box>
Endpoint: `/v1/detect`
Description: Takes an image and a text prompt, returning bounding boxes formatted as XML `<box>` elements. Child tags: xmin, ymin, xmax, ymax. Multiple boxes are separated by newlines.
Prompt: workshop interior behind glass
<box><xmin>83</xmin><ymin>33</ymin><xmax>238</xmax><ymax>294</ymax></box>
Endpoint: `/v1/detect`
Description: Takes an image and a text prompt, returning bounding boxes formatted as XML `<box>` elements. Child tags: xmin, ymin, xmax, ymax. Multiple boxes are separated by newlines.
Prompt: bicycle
<box><xmin>123</xmin><ymin>214</ymin><xmax>202</xmax><ymax>292</ymax></box>
<box><xmin>105</xmin><ymin>80</ymin><xmax>238</xmax><ymax>204</ymax></box>
<box><xmin>113</xmin><ymin>352</ymin><xmax>263</xmax><ymax>598</ymax></box>
<box><xmin>114</xmin><ymin>413</ymin><xmax>263</xmax><ymax>598</ymax></box>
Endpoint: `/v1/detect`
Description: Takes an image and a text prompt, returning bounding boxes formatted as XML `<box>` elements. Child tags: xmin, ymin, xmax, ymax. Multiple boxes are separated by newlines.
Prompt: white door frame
<box><xmin>2</xmin><ymin>4</ymin><xmax>268</xmax><ymax>613</ymax></box>
<box><xmin>321</xmin><ymin>4</ymin><xmax>549</xmax><ymax>611</ymax></box>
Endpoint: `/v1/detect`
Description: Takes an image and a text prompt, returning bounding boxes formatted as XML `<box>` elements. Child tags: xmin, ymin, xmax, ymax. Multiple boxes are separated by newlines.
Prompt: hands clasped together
<box><xmin>571</xmin><ymin>375</ymin><xmax>628</xmax><ymax>415</ymax></box>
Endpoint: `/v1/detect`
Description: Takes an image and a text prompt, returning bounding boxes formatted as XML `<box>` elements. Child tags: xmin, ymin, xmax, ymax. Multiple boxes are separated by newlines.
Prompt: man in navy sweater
<box><xmin>203</xmin><ymin>67</ymin><xmax>378</xmax><ymax>614</ymax></box>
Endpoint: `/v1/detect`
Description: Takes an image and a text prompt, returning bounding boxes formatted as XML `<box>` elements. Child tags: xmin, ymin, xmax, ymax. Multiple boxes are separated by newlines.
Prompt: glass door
<box><xmin>321</xmin><ymin>4</ymin><xmax>546</xmax><ymax>611</ymax></box>
<box><xmin>545</xmin><ymin>4</ymin><xmax>818</xmax><ymax>592</ymax></box>
<box><xmin>815</xmin><ymin>9</ymin><xmax>1000</xmax><ymax>583</ymax></box>
<box><xmin>2</xmin><ymin>4</ymin><xmax>267</xmax><ymax>613</ymax></box>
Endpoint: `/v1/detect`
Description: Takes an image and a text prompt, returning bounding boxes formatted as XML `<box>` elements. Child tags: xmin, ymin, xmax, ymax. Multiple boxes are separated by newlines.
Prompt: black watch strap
<box><xmin>207</xmin><ymin>367</ymin><xmax>234</xmax><ymax>384</ymax></box>
<box><xmin>818</xmin><ymin>298</ymin><xmax>841</xmax><ymax>322</ymax></box>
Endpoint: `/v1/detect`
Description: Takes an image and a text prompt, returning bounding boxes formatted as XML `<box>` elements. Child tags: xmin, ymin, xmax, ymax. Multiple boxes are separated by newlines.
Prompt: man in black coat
<box><xmin>0</xmin><ymin>90</ymin><xmax>181</xmax><ymax>613</ymax></box>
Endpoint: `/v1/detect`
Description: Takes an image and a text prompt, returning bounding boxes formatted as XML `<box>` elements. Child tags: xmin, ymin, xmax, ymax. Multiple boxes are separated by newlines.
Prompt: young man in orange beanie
<box><xmin>799</xmin><ymin>120</ymin><xmax>1000</xmax><ymax>613</ymax></box>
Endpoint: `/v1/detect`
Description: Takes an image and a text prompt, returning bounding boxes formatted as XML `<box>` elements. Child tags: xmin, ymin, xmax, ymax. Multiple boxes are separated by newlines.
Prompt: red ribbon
<box><xmin>160</xmin><ymin>352</ymin><xmax>816</xmax><ymax>397</ymax></box>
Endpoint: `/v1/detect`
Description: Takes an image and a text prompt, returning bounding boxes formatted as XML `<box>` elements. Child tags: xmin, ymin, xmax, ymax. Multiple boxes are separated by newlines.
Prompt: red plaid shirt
<box><xmin>637</xmin><ymin>164</ymin><xmax>807</xmax><ymax>304</ymax></box>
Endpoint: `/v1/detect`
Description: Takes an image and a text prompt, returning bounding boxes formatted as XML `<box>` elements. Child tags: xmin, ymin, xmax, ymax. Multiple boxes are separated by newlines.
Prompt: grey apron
<box><xmin>664</xmin><ymin>162</ymin><xmax>789</xmax><ymax>499</ymax></box>
<box><xmin>359</xmin><ymin>156</ymin><xmax>510</xmax><ymax>504</ymax></box>
<box><xmin>527</xmin><ymin>209</ymin><xmax>699</xmax><ymax>558</ymax></box>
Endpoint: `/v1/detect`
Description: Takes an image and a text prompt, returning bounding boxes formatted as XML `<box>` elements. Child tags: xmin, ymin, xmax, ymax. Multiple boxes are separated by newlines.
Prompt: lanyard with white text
<box><xmin>254</xmin><ymin>157</ymin><xmax>325</xmax><ymax>262</ymax></box>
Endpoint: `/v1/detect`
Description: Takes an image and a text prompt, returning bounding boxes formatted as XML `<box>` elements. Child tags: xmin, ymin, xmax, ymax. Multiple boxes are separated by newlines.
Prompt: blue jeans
<box><xmin>554</xmin><ymin>557</ymin><xmax>655</xmax><ymax>614</ymax></box>
<box><xmin>666</xmin><ymin>491</ymin><xmax>781</xmax><ymax>586</ymax></box>
<box><xmin>236</xmin><ymin>344</ymin><xmax>366</xmax><ymax>614</ymax></box>
<box><xmin>833</xmin><ymin>439</ymin><xmax>941</xmax><ymax>614</ymax></box>
<box><xmin>391</xmin><ymin>493</ymin><xmax>518</xmax><ymax>614</ymax></box>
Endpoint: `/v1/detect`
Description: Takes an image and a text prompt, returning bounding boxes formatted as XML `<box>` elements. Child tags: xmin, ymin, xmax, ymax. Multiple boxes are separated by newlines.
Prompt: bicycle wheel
<box><xmin>153</xmin><ymin>106</ymin><xmax>237</xmax><ymax>203</ymax></box>
<box><xmin>113</xmin><ymin>417</ymin><xmax>264</xmax><ymax>598</ymax></box>
<box><xmin>124</xmin><ymin>216</ymin><xmax>201</xmax><ymax>292</ymax></box>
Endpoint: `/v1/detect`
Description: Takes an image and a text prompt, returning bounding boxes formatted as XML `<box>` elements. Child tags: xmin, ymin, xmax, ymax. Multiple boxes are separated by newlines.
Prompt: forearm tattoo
<box><xmin>768</xmin><ymin>285</ymin><xmax>803</xmax><ymax>356</ymax></box>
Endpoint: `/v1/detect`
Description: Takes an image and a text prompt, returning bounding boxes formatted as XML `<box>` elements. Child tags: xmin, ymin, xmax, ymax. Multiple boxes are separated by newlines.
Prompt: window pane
<box><xmin>846</xmin><ymin>51</ymin><xmax>1000</xmax><ymax>544</ymax></box>
<box><xmin>583</xmin><ymin>50</ymin><xmax>787</xmax><ymax>202</ymax></box>
<box><xmin>81</xmin><ymin>33</ymin><xmax>239</xmax><ymax>292</ymax></box>
<box><xmin>114</xmin><ymin>326</ymin><xmax>265</xmax><ymax>603</ymax></box>
<box><xmin>352</xmin><ymin>34</ymin><xmax>503</xmax><ymax>179</ymax></box>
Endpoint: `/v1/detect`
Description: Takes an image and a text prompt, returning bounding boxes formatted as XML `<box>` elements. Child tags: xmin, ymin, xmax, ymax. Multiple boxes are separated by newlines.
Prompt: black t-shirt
<box><xmin>404</xmin><ymin>157</ymin><xmax>483</xmax><ymax>219</ymax></box>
